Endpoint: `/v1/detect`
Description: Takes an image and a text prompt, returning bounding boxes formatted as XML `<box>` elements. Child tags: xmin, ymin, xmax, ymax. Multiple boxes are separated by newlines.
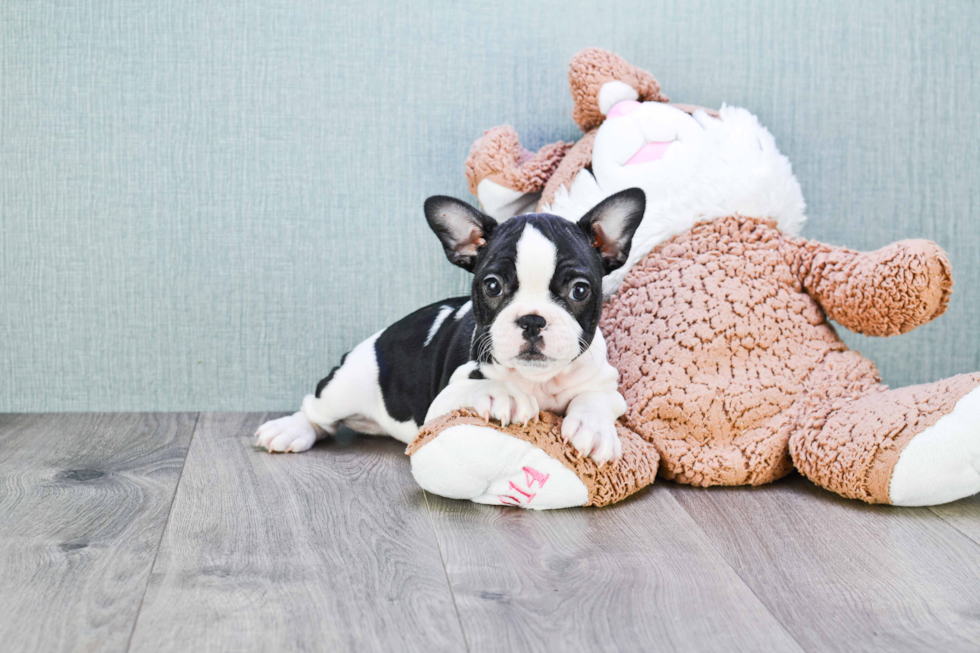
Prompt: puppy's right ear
<box><xmin>424</xmin><ymin>196</ymin><xmax>498</xmax><ymax>272</ymax></box>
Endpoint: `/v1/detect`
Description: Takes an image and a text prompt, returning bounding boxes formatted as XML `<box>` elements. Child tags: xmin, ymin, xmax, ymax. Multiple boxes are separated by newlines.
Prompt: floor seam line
<box><xmin>123</xmin><ymin>411</ymin><xmax>201</xmax><ymax>653</ymax></box>
<box><xmin>422</xmin><ymin>490</ymin><xmax>472</xmax><ymax>653</ymax></box>
<box><xmin>664</xmin><ymin>485</ymin><xmax>811</xmax><ymax>653</ymax></box>
<box><xmin>927</xmin><ymin>506</ymin><xmax>980</xmax><ymax>548</ymax></box>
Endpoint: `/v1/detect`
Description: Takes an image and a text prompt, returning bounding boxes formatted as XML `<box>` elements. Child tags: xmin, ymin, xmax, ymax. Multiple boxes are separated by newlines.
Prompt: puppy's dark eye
<box><xmin>569</xmin><ymin>281</ymin><xmax>591</xmax><ymax>302</ymax></box>
<box><xmin>483</xmin><ymin>276</ymin><xmax>503</xmax><ymax>297</ymax></box>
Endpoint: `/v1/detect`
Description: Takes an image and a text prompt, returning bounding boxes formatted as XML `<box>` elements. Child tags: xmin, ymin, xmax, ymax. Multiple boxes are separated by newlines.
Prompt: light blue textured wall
<box><xmin>2</xmin><ymin>0</ymin><xmax>978</xmax><ymax>411</ymax></box>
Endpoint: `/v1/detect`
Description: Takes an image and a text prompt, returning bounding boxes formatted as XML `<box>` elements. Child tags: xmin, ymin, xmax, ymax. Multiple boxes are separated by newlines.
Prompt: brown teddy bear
<box><xmin>408</xmin><ymin>48</ymin><xmax>980</xmax><ymax>509</ymax></box>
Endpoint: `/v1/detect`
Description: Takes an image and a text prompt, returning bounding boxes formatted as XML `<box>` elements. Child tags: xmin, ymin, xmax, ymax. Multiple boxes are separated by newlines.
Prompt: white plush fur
<box><xmin>538</xmin><ymin>103</ymin><xmax>807</xmax><ymax>296</ymax></box>
<box><xmin>889</xmin><ymin>387</ymin><xmax>980</xmax><ymax>506</ymax></box>
<box><xmin>477</xmin><ymin>177</ymin><xmax>541</xmax><ymax>221</ymax></box>
<box><xmin>411</xmin><ymin>423</ymin><xmax>589</xmax><ymax>509</ymax></box>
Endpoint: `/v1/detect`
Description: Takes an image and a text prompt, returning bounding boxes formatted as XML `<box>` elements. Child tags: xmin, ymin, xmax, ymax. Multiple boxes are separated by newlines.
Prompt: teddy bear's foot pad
<box><xmin>411</xmin><ymin>423</ymin><xmax>589</xmax><ymax>510</ymax></box>
<box><xmin>890</xmin><ymin>386</ymin><xmax>980</xmax><ymax>506</ymax></box>
<box><xmin>409</xmin><ymin>410</ymin><xmax>660</xmax><ymax>509</ymax></box>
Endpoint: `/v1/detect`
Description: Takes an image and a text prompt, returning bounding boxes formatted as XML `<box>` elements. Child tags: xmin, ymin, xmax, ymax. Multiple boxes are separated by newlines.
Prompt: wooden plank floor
<box><xmin>2</xmin><ymin>413</ymin><xmax>979</xmax><ymax>652</ymax></box>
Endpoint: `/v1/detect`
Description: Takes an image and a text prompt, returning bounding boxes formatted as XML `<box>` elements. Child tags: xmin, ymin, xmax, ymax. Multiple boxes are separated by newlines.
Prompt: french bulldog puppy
<box><xmin>255</xmin><ymin>188</ymin><xmax>645</xmax><ymax>465</ymax></box>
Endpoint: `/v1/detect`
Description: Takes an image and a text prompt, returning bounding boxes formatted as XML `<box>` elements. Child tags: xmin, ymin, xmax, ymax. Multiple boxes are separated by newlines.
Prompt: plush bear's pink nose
<box><xmin>607</xmin><ymin>99</ymin><xmax>641</xmax><ymax>119</ymax></box>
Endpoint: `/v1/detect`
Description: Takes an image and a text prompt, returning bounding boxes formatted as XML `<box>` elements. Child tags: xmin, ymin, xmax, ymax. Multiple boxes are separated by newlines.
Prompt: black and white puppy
<box><xmin>255</xmin><ymin>188</ymin><xmax>645</xmax><ymax>464</ymax></box>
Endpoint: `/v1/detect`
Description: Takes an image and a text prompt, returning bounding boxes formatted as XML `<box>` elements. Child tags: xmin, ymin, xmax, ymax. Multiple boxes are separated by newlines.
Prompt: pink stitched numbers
<box><xmin>498</xmin><ymin>466</ymin><xmax>550</xmax><ymax>506</ymax></box>
<box><xmin>523</xmin><ymin>466</ymin><xmax>550</xmax><ymax>488</ymax></box>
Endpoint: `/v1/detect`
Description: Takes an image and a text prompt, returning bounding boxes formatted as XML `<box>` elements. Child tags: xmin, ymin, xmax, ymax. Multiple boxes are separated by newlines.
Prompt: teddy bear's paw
<box><xmin>889</xmin><ymin>386</ymin><xmax>980</xmax><ymax>506</ymax></box>
<box><xmin>410</xmin><ymin>423</ymin><xmax>589</xmax><ymax>510</ymax></box>
<box><xmin>598</xmin><ymin>81</ymin><xmax>639</xmax><ymax>115</ymax></box>
<box><xmin>255</xmin><ymin>412</ymin><xmax>319</xmax><ymax>453</ymax></box>
<box><xmin>477</xmin><ymin>178</ymin><xmax>540</xmax><ymax>221</ymax></box>
<box><xmin>465</xmin><ymin>126</ymin><xmax>571</xmax><ymax>220</ymax></box>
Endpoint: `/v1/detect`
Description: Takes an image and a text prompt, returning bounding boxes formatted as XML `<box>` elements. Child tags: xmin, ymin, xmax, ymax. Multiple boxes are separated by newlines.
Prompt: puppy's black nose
<box><xmin>517</xmin><ymin>315</ymin><xmax>547</xmax><ymax>340</ymax></box>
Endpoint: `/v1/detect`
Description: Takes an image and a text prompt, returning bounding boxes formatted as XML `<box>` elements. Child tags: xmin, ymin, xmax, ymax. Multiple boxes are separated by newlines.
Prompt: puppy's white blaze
<box><xmin>515</xmin><ymin>225</ymin><xmax>557</xmax><ymax>297</ymax></box>
<box><xmin>424</xmin><ymin>305</ymin><xmax>454</xmax><ymax>347</ymax></box>
<box><xmin>489</xmin><ymin>224</ymin><xmax>584</xmax><ymax>379</ymax></box>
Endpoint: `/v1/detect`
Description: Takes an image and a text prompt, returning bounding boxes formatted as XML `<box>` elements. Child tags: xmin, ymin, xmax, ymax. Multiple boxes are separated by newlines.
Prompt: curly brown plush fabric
<box><xmin>464</xmin><ymin>48</ymin><xmax>667</xmax><ymax>206</ymax></box>
<box><xmin>464</xmin><ymin>125</ymin><xmax>572</xmax><ymax>196</ymax></box>
<box><xmin>414</xmin><ymin>215</ymin><xmax>971</xmax><ymax>506</ymax></box>
<box><xmin>602</xmin><ymin>215</ymin><xmax>956</xmax><ymax>491</ymax></box>
<box><xmin>569</xmin><ymin>48</ymin><xmax>668</xmax><ymax>132</ymax></box>
<box><xmin>409</xmin><ymin>409</ymin><xmax>660</xmax><ymax>507</ymax></box>
<box><xmin>798</xmin><ymin>239</ymin><xmax>952</xmax><ymax>336</ymax></box>
<box><xmin>440</xmin><ymin>47</ymin><xmax>978</xmax><ymax>508</ymax></box>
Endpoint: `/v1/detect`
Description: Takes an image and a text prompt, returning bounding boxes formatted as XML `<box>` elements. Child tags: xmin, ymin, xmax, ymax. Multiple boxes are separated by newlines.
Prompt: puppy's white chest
<box><xmin>500</xmin><ymin>374</ymin><xmax>575</xmax><ymax>414</ymax></box>
<box><xmin>480</xmin><ymin>331</ymin><xmax>621</xmax><ymax>414</ymax></box>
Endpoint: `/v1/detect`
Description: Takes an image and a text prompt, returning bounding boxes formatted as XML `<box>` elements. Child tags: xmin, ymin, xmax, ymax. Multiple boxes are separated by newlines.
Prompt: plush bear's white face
<box><xmin>548</xmin><ymin>99</ymin><xmax>806</xmax><ymax>297</ymax></box>
<box><xmin>476</xmin><ymin>92</ymin><xmax>807</xmax><ymax>297</ymax></box>
<box><xmin>591</xmin><ymin>100</ymin><xmax>712</xmax><ymax>191</ymax></box>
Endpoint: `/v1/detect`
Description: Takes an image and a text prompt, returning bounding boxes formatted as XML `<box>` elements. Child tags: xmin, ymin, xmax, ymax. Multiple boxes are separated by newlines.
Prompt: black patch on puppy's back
<box><xmin>373</xmin><ymin>296</ymin><xmax>475</xmax><ymax>425</ymax></box>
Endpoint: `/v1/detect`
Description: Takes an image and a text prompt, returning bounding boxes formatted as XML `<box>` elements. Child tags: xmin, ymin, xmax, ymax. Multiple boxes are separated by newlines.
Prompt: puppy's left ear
<box><xmin>578</xmin><ymin>188</ymin><xmax>646</xmax><ymax>274</ymax></box>
<box><xmin>425</xmin><ymin>196</ymin><xmax>498</xmax><ymax>272</ymax></box>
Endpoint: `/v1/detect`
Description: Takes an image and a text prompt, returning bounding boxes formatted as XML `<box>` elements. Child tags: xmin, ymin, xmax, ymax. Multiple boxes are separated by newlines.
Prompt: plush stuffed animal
<box><xmin>409</xmin><ymin>48</ymin><xmax>980</xmax><ymax>509</ymax></box>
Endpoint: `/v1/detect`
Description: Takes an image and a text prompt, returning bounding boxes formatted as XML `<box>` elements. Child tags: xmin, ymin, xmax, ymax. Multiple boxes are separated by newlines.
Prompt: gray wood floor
<box><xmin>2</xmin><ymin>413</ymin><xmax>979</xmax><ymax>653</ymax></box>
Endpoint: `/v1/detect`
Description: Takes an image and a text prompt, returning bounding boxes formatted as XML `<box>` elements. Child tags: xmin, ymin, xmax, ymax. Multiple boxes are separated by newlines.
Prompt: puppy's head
<box><xmin>425</xmin><ymin>189</ymin><xmax>645</xmax><ymax>381</ymax></box>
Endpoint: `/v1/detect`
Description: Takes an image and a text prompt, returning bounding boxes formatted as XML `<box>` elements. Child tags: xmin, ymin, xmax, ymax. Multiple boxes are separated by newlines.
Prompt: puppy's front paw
<box><xmin>472</xmin><ymin>382</ymin><xmax>539</xmax><ymax>427</ymax></box>
<box><xmin>561</xmin><ymin>411</ymin><xmax>622</xmax><ymax>465</ymax></box>
<box><xmin>255</xmin><ymin>412</ymin><xmax>317</xmax><ymax>453</ymax></box>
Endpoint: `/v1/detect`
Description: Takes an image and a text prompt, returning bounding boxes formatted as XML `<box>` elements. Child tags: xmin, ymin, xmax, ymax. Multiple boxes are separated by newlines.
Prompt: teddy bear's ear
<box><xmin>569</xmin><ymin>48</ymin><xmax>668</xmax><ymax>133</ymax></box>
<box><xmin>424</xmin><ymin>196</ymin><xmax>498</xmax><ymax>272</ymax></box>
<box><xmin>577</xmin><ymin>188</ymin><xmax>646</xmax><ymax>274</ymax></box>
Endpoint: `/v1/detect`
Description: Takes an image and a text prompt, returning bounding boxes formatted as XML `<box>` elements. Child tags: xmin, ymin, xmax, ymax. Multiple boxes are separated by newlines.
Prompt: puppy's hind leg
<box><xmin>256</xmin><ymin>333</ymin><xmax>383</xmax><ymax>453</ymax></box>
<box><xmin>255</xmin><ymin>358</ymin><xmax>346</xmax><ymax>454</ymax></box>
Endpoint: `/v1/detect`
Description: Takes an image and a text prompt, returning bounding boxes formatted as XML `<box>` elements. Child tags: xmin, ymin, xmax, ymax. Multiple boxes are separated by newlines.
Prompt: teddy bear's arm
<box><xmin>537</xmin><ymin>130</ymin><xmax>596</xmax><ymax>211</ymax></box>
<box><xmin>793</xmin><ymin>238</ymin><xmax>953</xmax><ymax>336</ymax></box>
<box><xmin>464</xmin><ymin>125</ymin><xmax>572</xmax><ymax>219</ymax></box>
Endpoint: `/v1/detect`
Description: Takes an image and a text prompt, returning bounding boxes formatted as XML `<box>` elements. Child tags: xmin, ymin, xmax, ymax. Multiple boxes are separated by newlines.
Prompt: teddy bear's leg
<box><xmin>464</xmin><ymin>125</ymin><xmax>571</xmax><ymax>221</ymax></box>
<box><xmin>407</xmin><ymin>410</ymin><xmax>659</xmax><ymax>509</ymax></box>
<box><xmin>790</xmin><ymin>374</ymin><xmax>980</xmax><ymax>505</ymax></box>
<box><xmin>567</xmin><ymin>48</ymin><xmax>668</xmax><ymax>132</ymax></box>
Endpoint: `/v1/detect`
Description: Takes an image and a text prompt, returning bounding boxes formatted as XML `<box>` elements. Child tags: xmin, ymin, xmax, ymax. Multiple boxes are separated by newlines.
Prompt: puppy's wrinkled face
<box><xmin>426</xmin><ymin>189</ymin><xmax>646</xmax><ymax>382</ymax></box>
<box><xmin>474</xmin><ymin>216</ymin><xmax>601</xmax><ymax>379</ymax></box>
